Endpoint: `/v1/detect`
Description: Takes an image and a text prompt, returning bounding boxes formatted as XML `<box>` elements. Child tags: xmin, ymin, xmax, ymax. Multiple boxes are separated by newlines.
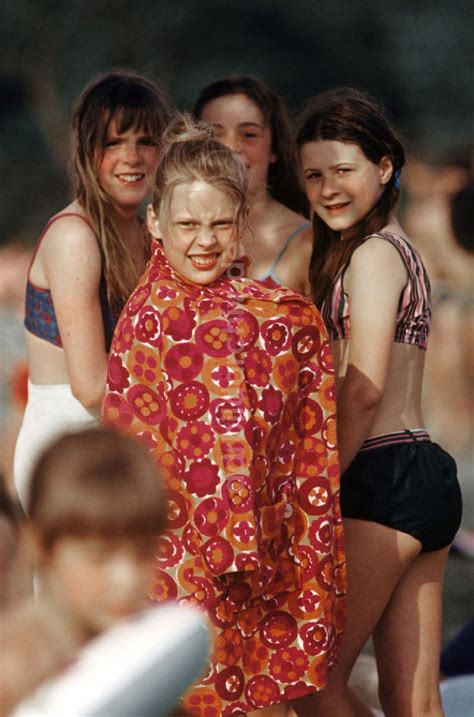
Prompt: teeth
<box><xmin>190</xmin><ymin>255</ymin><xmax>217</xmax><ymax>266</ymax></box>
<box><xmin>118</xmin><ymin>174</ymin><xmax>144</xmax><ymax>183</ymax></box>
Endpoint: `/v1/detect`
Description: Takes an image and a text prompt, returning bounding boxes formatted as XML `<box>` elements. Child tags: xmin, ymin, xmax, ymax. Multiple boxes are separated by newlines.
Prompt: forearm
<box><xmin>336</xmin><ymin>365</ymin><xmax>382</xmax><ymax>474</ymax></box>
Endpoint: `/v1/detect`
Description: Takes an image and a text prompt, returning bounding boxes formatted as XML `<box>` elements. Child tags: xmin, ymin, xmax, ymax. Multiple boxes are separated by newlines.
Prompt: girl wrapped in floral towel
<box><xmin>103</xmin><ymin>115</ymin><xmax>346</xmax><ymax>717</ymax></box>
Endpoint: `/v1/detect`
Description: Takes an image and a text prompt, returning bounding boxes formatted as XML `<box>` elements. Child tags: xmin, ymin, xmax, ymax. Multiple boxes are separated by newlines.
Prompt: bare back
<box><xmin>332</xmin><ymin>339</ymin><xmax>426</xmax><ymax>435</ymax></box>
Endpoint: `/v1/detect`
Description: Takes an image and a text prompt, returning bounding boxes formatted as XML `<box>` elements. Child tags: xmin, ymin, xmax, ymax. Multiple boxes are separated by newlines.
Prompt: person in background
<box><xmin>0</xmin><ymin>427</ymin><xmax>167</xmax><ymax>717</ymax></box>
<box><xmin>193</xmin><ymin>76</ymin><xmax>312</xmax><ymax>295</ymax></box>
<box><xmin>296</xmin><ymin>88</ymin><xmax>462</xmax><ymax>716</ymax></box>
<box><xmin>103</xmin><ymin>115</ymin><xmax>346</xmax><ymax>717</ymax></box>
<box><xmin>13</xmin><ymin>70</ymin><xmax>172</xmax><ymax>508</ymax></box>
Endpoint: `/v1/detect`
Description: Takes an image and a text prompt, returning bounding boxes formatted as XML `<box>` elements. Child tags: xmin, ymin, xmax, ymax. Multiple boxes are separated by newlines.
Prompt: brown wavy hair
<box><xmin>72</xmin><ymin>70</ymin><xmax>173</xmax><ymax>313</ymax></box>
<box><xmin>295</xmin><ymin>88</ymin><xmax>405</xmax><ymax>307</ymax></box>
<box><xmin>193</xmin><ymin>76</ymin><xmax>309</xmax><ymax>217</ymax></box>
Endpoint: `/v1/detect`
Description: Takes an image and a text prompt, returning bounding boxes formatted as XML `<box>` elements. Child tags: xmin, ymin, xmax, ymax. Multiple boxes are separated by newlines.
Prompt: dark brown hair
<box><xmin>296</xmin><ymin>87</ymin><xmax>405</xmax><ymax>307</ymax></box>
<box><xmin>27</xmin><ymin>428</ymin><xmax>167</xmax><ymax>549</ymax></box>
<box><xmin>193</xmin><ymin>76</ymin><xmax>308</xmax><ymax>216</ymax></box>
<box><xmin>72</xmin><ymin>70</ymin><xmax>173</xmax><ymax>313</ymax></box>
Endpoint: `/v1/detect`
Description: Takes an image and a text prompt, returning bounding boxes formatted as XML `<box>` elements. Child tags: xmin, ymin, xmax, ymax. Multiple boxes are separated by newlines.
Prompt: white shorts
<box><xmin>13</xmin><ymin>382</ymin><xmax>99</xmax><ymax>509</ymax></box>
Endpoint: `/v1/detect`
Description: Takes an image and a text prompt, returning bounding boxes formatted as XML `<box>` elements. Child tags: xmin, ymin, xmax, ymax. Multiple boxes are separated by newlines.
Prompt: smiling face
<box><xmin>97</xmin><ymin>119</ymin><xmax>160</xmax><ymax>212</ymax></box>
<box><xmin>149</xmin><ymin>180</ymin><xmax>242</xmax><ymax>285</ymax></box>
<box><xmin>199</xmin><ymin>93</ymin><xmax>276</xmax><ymax>198</ymax></box>
<box><xmin>300</xmin><ymin>140</ymin><xmax>393</xmax><ymax>237</ymax></box>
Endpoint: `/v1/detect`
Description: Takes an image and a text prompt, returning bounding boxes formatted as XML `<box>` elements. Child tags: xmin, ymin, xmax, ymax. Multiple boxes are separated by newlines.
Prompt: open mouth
<box><xmin>116</xmin><ymin>173</ymin><xmax>145</xmax><ymax>185</ymax></box>
<box><xmin>189</xmin><ymin>253</ymin><xmax>220</xmax><ymax>270</ymax></box>
<box><xmin>324</xmin><ymin>202</ymin><xmax>350</xmax><ymax>213</ymax></box>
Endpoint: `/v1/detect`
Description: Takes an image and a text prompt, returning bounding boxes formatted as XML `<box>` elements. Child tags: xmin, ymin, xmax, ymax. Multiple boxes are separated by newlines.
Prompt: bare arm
<box><xmin>42</xmin><ymin>218</ymin><xmax>108</xmax><ymax>409</ymax></box>
<box><xmin>337</xmin><ymin>238</ymin><xmax>407</xmax><ymax>473</ymax></box>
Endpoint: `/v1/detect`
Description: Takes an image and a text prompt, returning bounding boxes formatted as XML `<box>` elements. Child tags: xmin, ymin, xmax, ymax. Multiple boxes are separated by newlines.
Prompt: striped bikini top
<box><xmin>321</xmin><ymin>232</ymin><xmax>432</xmax><ymax>350</ymax></box>
<box><xmin>24</xmin><ymin>213</ymin><xmax>118</xmax><ymax>352</ymax></box>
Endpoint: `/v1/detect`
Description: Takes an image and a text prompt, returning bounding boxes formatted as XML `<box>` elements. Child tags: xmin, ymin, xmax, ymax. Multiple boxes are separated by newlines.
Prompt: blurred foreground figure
<box><xmin>1</xmin><ymin>427</ymin><xmax>181</xmax><ymax>716</ymax></box>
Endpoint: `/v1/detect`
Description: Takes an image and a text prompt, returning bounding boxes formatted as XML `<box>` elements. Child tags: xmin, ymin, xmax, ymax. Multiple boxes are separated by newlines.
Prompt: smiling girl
<box><xmin>13</xmin><ymin>71</ymin><xmax>172</xmax><ymax>507</ymax></box>
<box><xmin>296</xmin><ymin>88</ymin><xmax>462</xmax><ymax>716</ymax></box>
<box><xmin>193</xmin><ymin>76</ymin><xmax>312</xmax><ymax>295</ymax></box>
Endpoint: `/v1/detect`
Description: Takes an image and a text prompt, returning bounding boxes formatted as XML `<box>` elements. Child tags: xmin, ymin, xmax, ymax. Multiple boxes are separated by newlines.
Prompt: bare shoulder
<box><xmin>350</xmin><ymin>234</ymin><xmax>407</xmax><ymax>275</ymax></box>
<box><xmin>40</xmin><ymin>212</ymin><xmax>101</xmax><ymax>277</ymax></box>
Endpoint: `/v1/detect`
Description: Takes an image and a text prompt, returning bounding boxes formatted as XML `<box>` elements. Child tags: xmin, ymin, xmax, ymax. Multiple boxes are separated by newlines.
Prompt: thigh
<box><xmin>373</xmin><ymin>546</ymin><xmax>450</xmax><ymax>715</ymax></box>
<box><xmin>333</xmin><ymin>518</ymin><xmax>421</xmax><ymax>680</ymax></box>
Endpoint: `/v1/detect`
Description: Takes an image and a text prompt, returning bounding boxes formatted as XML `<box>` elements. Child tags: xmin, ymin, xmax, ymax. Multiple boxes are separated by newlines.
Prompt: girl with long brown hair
<box><xmin>296</xmin><ymin>88</ymin><xmax>462</xmax><ymax>716</ymax></box>
<box><xmin>193</xmin><ymin>76</ymin><xmax>313</xmax><ymax>295</ymax></box>
<box><xmin>13</xmin><ymin>70</ymin><xmax>172</xmax><ymax>507</ymax></box>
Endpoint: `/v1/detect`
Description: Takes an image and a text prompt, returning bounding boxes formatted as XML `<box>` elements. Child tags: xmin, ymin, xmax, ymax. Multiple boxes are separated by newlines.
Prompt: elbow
<box><xmin>70</xmin><ymin>381</ymin><xmax>104</xmax><ymax>411</ymax></box>
<box><xmin>354</xmin><ymin>384</ymin><xmax>383</xmax><ymax>413</ymax></box>
<box><xmin>342</xmin><ymin>367</ymin><xmax>384</xmax><ymax>415</ymax></box>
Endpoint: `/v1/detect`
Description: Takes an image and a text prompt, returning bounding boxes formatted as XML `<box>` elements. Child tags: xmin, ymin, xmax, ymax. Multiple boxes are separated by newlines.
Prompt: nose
<box><xmin>122</xmin><ymin>141</ymin><xmax>142</xmax><ymax>165</ymax></box>
<box><xmin>320</xmin><ymin>176</ymin><xmax>339</xmax><ymax>199</ymax></box>
<box><xmin>218</xmin><ymin>132</ymin><xmax>242</xmax><ymax>155</ymax></box>
<box><xmin>196</xmin><ymin>226</ymin><xmax>218</xmax><ymax>247</ymax></box>
<box><xmin>106</xmin><ymin>554</ymin><xmax>143</xmax><ymax>598</ymax></box>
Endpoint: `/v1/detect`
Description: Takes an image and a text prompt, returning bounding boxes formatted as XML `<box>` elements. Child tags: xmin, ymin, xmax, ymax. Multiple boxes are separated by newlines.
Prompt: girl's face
<box><xmin>148</xmin><ymin>180</ymin><xmax>242</xmax><ymax>285</ymax></box>
<box><xmin>40</xmin><ymin>534</ymin><xmax>158</xmax><ymax>641</ymax></box>
<box><xmin>300</xmin><ymin>140</ymin><xmax>393</xmax><ymax>237</ymax></box>
<box><xmin>199</xmin><ymin>93</ymin><xmax>276</xmax><ymax>197</ymax></box>
<box><xmin>97</xmin><ymin>119</ymin><xmax>160</xmax><ymax>212</ymax></box>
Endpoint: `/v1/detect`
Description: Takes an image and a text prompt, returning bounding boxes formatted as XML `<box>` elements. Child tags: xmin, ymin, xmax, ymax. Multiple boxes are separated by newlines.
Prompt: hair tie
<box><xmin>393</xmin><ymin>169</ymin><xmax>401</xmax><ymax>191</ymax></box>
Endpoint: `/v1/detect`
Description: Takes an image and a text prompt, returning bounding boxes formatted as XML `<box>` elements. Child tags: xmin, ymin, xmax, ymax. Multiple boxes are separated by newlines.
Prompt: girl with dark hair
<box><xmin>193</xmin><ymin>76</ymin><xmax>312</xmax><ymax>295</ymax></box>
<box><xmin>296</xmin><ymin>88</ymin><xmax>462</xmax><ymax>716</ymax></box>
<box><xmin>13</xmin><ymin>70</ymin><xmax>172</xmax><ymax>507</ymax></box>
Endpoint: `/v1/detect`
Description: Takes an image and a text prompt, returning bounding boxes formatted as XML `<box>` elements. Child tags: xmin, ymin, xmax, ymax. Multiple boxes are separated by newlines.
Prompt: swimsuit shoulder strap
<box><xmin>27</xmin><ymin>212</ymin><xmax>95</xmax><ymax>279</ymax></box>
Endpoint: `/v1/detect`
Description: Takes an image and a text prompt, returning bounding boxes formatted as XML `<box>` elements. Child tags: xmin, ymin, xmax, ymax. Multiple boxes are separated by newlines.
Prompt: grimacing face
<box><xmin>148</xmin><ymin>180</ymin><xmax>244</xmax><ymax>285</ymax></box>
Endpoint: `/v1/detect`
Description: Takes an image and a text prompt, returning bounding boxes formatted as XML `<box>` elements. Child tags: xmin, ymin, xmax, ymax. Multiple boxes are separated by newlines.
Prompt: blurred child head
<box><xmin>147</xmin><ymin>114</ymin><xmax>250</xmax><ymax>285</ymax></box>
<box><xmin>26</xmin><ymin>428</ymin><xmax>167</xmax><ymax>643</ymax></box>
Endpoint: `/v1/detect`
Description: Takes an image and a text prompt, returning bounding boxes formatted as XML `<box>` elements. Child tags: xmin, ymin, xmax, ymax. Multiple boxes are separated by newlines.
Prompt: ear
<box><xmin>147</xmin><ymin>204</ymin><xmax>162</xmax><ymax>240</ymax></box>
<box><xmin>379</xmin><ymin>156</ymin><xmax>394</xmax><ymax>185</ymax></box>
<box><xmin>269</xmin><ymin>151</ymin><xmax>278</xmax><ymax>165</ymax></box>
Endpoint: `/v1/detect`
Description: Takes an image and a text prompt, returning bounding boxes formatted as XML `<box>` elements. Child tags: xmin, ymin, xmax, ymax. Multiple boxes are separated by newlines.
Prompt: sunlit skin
<box><xmin>148</xmin><ymin>180</ymin><xmax>242</xmax><ymax>286</ymax></box>
<box><xmin>97</xmin><ymin>120</ymin><xmax>161</xmax><ymax>216</ymax></box>
<box><xmin>300</xmin><ymin>140</ymin><xmax>393</xmax><ymax>237</ymax></box>
<box><xmin>36</xmin><ymin>534</ymin><xmax>158</xmax><ymax>645</ymax></box>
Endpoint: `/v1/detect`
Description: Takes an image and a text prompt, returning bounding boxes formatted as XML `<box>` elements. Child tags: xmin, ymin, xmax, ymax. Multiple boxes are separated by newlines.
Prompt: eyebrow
<box><xmin>304</xmin><ymin>162</ymin><xmax>356</xmax><ymax>171</ymax></box>
<box><xmin>210</xmin><ymin>121</ymin><xmax>264</xmax><ymax>130</ymax></box>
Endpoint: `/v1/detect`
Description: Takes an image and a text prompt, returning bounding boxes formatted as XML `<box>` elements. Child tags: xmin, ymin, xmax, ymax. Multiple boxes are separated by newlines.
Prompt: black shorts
<box><xmin>340</xmin><ymin>430</ymin><xmax>463</xmax><ymax>552</ymax></box>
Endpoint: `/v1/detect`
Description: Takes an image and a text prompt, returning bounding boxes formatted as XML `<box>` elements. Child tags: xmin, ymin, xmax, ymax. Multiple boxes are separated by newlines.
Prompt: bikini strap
<box><xmin>266</xmin><ymin>222</ymin><xmax>310</xmax><ymax>277</ymax></box>
<box><xmin>27</xmin><ymin>213</ymin><xmax>95</xmax><ymax>279</ymax></box>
